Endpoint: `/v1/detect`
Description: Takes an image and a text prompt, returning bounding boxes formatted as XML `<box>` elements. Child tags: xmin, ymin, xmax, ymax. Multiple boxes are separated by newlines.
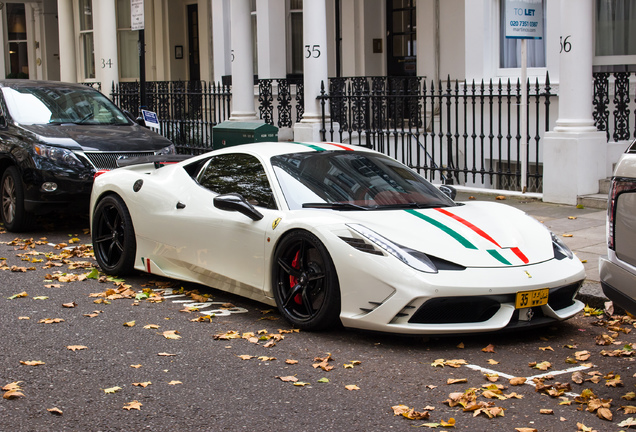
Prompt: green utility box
<box><xmin>212</xmin><ymin>121</ymin><xmax>278</xmax><ymax>149</ymax></box>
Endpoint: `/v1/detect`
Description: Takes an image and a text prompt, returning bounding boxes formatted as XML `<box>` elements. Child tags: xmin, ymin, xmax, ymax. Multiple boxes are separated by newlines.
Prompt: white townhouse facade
<box><xmin>0</xmin><ymin>0</ymin><xmax>633</xmax><ymax>204</ymax></box>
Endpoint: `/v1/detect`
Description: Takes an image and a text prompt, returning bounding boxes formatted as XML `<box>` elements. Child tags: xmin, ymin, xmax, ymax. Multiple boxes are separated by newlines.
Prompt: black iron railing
<box><xmin>257</xmin><ymin>78</ymin><xmax>304</xmax><ymax>128</ymax></box>
<box><xmin>318</xmin><ymin>75</ymin><xmax>554</xmax><ymax>192</ymax></box>
<box><xmin>111</xmin><ymin>81</ymin><xmax>231</xmax><ymax>154</ymax></box>
<box><xmin>593</xmin><ymin>71</ymin><xmax>636</xmax><ymax>142</ymax></box>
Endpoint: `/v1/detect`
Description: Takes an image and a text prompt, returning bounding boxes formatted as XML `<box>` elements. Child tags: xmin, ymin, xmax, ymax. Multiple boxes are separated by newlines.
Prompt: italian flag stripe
<box><xmin>291</xmin><ymin>142</ymin><xmax>325</xmax><ymax>151</ymax></box>
<box><xmin>487</xmin><ymin>249</ymin><xmax>512</xmax><ymax>265</ymax></box>
<box><xmin>434</xmin><ymin>207</ymin><xmax>502</xmax><ymax>248</ymax></box>
<box><xmin>511</xmin><ymin>247</ymin><xmax>529</xmax><ymax>264</ymax></box>
<box><xmin>326</xmin><ymin>143</ymin><xmax>353</xmax><ymax>151</ymax></box>
<box><xmin>405</xmin><ymin>209</ymin><xmax>477</xmax><ymax>250</ymax></box>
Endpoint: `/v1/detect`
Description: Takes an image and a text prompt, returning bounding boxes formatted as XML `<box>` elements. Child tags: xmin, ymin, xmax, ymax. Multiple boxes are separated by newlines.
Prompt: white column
<box><xmin>0</xmin><ymin>7</ymin><xmax>6</xmax><ymax>78</ymax></box>
<box><xmin>293</xmin><ymin>0</ymin><xmax>331</xmax><ymax>142</ymax></box>
<box><xmin>212</xmin><ymin>0</ymin><xmax>231</xmax><ymax>83</ymax></box>
<box><xmin>229</xmin><ymin>0</ymin><xmax>257</xmax><ymax>121</ymax></box>
<box><xmin>543</xmin><ymin>0</ymin><xmax>606</xmax><ymax>205</ymax></box>
<box><xmin>93</xmin><ymin>0</ymin><xmax>119</xmax><ymax>94</ymax></box>
<box><xmin>256</xmin><ymin>0</ymin><xmax>285</xmax><ymax>79</ymax></box>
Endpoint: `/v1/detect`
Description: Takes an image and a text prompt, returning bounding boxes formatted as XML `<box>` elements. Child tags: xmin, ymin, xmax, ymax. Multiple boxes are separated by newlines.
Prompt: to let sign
<box><xmin>504</xmin><ymin>0</ymin><xmax>544</xmax><ymax>39</ymax></box>
<box><xmin>131</xmin><ymin>0</ymin><xmax>144</xmax><ymax>31</ymax></box>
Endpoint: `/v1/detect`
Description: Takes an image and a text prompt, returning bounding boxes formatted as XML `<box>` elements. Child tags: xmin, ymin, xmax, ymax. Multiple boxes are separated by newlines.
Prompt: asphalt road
<box><xmin>1</xmin><ymin>213</ymin><xmax>635</xmax><ymax>432</ymax></box>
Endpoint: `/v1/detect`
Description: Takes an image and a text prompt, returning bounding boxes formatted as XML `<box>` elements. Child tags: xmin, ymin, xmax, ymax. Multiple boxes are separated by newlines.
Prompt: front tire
<box><xmin>92</xmin><ymin>195</ymin><xmax>136</xmax><ymax>275</ymax></box>
<box><xmin>272</xmin><ymin>231</ymin><xmax>341</xmax><ymax>331</ymax></box>
<box><xmin>1</xmin><ymin>166</ymin><xmax>33</xmax><ymax>232</ymax></box>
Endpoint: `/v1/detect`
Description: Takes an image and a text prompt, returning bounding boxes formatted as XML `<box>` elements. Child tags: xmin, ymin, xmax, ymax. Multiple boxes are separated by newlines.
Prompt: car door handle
<box><xmin>176</xmin><ymin>202</ymin><xmax>186</xmax><ymax>209</ymax></box>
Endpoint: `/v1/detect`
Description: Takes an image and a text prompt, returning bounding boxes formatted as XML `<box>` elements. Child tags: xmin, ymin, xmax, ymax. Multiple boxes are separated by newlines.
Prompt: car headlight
<box><xmin>551</xmin><ymin>232</ymin><xmax>574</xmax><ymax>260</ymax></box>
<box><xmin>155</xmin><ymin>144</ymin><xmax>176</xmax><ymax>155</ymax></box>
<box><xmin>33</xmin><ymin>143</ymin><xmax>85</xmax><ymax>169</ymax></box>
<box><xmin>347</xmin><ymin>224</ymin><xmax>438</xmax><ymax>273</ymax></box>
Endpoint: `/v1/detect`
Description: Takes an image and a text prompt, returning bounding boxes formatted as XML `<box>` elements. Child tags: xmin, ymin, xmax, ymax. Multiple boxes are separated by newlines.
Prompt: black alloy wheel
<box><xmin>272</xmin><ymin>230</ymin><xmax>341</xmax><ymax>330</ymax></box>
<box><xmin>1</xmin><ymin>166</ymin><xmax>33</xmax><ymax>232</ymax></box>
<box><xmin>92</xmin><ymin>195</ymin><xmax>136</xmax><ymax>275</ymax></box>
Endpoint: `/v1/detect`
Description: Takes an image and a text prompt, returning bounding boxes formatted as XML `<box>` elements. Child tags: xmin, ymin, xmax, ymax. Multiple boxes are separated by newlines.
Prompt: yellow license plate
<box><xmin>515</xmin><ymin>288</ymin><xmax>549</xmax><ymax>309</ymax></box>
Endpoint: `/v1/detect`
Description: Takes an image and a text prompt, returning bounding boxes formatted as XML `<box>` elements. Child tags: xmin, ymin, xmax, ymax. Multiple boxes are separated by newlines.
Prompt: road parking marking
<box><xmin>465</xmin><ymin>363</ymin><xmax>590</xmax><ymax>397</ymax></box>
<box><xmin>154</xmin><ymin>289</ymin><xmax>249</xmax><ymax>317</ymax></box>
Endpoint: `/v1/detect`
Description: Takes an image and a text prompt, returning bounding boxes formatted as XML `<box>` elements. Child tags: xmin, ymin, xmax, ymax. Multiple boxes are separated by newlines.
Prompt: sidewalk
<box><xmin>456</xmin><ymin>192</ymin><xmax>608</xmax><ymax>308</ymax></box>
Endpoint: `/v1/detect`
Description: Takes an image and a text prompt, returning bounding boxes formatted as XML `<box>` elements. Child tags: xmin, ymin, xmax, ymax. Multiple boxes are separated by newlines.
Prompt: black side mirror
<box><xmin>214</xmin><ymin>193</ymin><xmax>264</xmax><ymax>221</ymax></box>
<box><xmin>439</xmin><ymin>184</ymin><xmax>457</xmax><ymax>201</ymax></box>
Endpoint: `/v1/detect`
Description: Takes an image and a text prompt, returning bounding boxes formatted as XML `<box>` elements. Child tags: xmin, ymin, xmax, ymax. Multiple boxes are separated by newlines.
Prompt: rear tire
<box><xmin>92</xmin><ymin>195</ymin><xmax>136</xmax><ymax>275</ymax></box>
<box><xmin>1</xmin><ymin>166</ymin><xmax>33</xmax><ymax>232</ymax></box>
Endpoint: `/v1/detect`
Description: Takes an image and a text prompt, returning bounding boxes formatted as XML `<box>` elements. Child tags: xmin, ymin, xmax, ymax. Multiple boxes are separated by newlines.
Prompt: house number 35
<box><xmin>305</xmin><ymin>45</ymin><xmax>321</xmax><ymax>58</ymax></box>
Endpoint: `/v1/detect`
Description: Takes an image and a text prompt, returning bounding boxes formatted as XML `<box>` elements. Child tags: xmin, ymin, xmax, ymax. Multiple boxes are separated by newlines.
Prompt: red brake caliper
<box><xmin>289</xmin><ymin>250</ymin><xmax>303</xmax><ymax>305</ymax></box>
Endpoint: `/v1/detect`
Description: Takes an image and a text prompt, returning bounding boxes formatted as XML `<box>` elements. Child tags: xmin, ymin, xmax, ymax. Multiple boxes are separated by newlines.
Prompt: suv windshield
<box><xmin>271</xmin><ymin>151</ymin><xmax>455</xmax><ymax>210</ymax></box>
<box><xmin>2</xmin><ymin>85</ymin><xmax>130</xmax><ymax>126</ymax></box>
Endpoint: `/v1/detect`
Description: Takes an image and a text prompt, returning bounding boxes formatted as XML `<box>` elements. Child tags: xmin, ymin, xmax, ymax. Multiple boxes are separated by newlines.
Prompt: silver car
<box><xmin>600</xmin><ymin>140</ymin><xmax>636</xmax><ymax>314</ymax></box>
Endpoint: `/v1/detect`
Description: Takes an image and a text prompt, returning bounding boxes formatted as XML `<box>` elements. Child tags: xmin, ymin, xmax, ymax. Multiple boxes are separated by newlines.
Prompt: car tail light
<box><xmin>608</xmin><ymin>177</ymin><xmax>636</xmax><ymax>250</ymax></box>
<box><xmin>94</xmin><ymin>169</ymin><xmax>110</xmax><ymax>179</ymax></box>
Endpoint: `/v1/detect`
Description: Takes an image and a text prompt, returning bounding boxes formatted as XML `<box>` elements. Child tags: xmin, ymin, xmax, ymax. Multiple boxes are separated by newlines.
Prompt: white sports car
<box><xmin>90</xmin><ymin>142</ymin><xmax>585</xmax><ymax>334</ymax></box>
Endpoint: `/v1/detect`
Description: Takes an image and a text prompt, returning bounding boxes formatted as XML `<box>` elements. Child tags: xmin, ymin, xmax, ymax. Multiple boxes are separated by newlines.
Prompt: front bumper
<box><xmin>22</xmin><ymin>167</ymin><xmax>93</xmax><ymax>213</ymax></box>
<box><xmin>600</xmin><ymin>256</ymin><xmax>636</xmax><ymax>316</ymax></box>
<box><xmin>335</xmin><ymin>248</ymin><xmax>586</xmax><ymax>334</ymax></box>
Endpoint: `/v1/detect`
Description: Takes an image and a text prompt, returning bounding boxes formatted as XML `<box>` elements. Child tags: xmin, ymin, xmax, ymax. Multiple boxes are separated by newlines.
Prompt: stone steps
<box><xmin>576</xmin><ymin>178</ymin><xmax>610</xmax><ymax>210</ymax></box>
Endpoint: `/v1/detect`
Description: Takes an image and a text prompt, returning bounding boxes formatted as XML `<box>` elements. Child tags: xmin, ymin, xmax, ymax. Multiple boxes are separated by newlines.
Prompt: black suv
<box><xmin>0</xmin><ymin>80</ymin><xmax>175</xmax><ymax>231</ymax></box>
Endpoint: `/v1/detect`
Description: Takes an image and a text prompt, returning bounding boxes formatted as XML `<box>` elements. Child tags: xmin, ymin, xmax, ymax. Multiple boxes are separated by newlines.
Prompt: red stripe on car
<box><xmin>511</xmin><ymin>247</ymin><xmax>529</xmax><ymax>264</ymax></box>
<box><xmin>326</xmin><ymin>143</ymin><xmax>353</xmax><ymax>151</ymax></box>
<box><xmin>433</xmin><ymin>207</ymin><xmax>502</xmax><ymax>248</ymax></box>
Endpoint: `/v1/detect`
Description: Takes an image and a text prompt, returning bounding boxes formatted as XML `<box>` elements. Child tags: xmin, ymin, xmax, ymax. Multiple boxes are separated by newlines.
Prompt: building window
<box><xmin>499</xmin><ymin>1</ymin><xmax>546</xmax><ymax>68</ymax></box>
<box><xmin>595</xmin><ymin>0</ymin><xmax>636</xmax><ymax>65</ymax></box>
<box><xmin>116</xmin><ymin>0</ymin><xmax>139</xmax><ymax>80</ymax></box>
<box><xmin>79</xmin><ymin>0</ymin><xmax>96</xmax><ymax>79</ymax></box>
<box><xmin>289</xmin><ymin>0</ymin><xmax>303</xmax><ymax>75</ymax></box>
<box><xmin>6</xmin><ymin>3</ymin><xmax>28</xmax><ymax>78</ymax></box>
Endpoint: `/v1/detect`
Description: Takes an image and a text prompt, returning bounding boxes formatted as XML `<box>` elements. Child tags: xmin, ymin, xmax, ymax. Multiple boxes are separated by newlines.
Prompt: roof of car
<box><xmin>204</xmin><ymin>141</ymin><xmax>377</xmax><ymax>160</ymax></box>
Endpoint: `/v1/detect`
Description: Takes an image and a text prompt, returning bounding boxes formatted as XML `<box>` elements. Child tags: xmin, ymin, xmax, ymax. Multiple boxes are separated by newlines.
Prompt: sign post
<box><xmin>504</xmin><ymin>0</ymin><xmax>543</xmax><ymax>193</ymax></box>
<box><xmin>131</xmin><ymin>0</ymin><xmax>146</xmax><ymax>114</ymax></box>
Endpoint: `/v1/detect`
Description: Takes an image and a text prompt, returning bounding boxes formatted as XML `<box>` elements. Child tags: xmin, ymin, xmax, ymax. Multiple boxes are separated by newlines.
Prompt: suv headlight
<box><xmin>33</xmin><ymin>143</ymin><xmax>85</xmax><ymax>169</ymax></box>
<box><xmin>155</xmin><ymin>144</ymin><xmax>176</xmax><ymax>155</ymax></box>
<box><xmin>347</xmin><ymin>224</ymin><xmax>438</xmax><ymax>273</ymax></box>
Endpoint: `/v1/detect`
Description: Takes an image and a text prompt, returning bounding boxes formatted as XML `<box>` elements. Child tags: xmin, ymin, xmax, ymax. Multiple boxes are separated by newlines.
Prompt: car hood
<box><xmin>339</xmin><ymin>201</ymin><xmax>554</xmax><ymax>268</ymax></box>
<box><xmin>20</xmin><ymin>124</ymin><xmax>173</xmax><ymax>152</ymax></box>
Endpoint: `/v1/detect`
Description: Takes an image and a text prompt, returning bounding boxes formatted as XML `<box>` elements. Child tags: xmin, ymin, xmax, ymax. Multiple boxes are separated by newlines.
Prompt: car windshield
<box><xmin>1</xmin><ymin>85</ymin><xmax>130</xmax><ymax>126</ymax></box>
<box><xmin>271</xmin><ymin>151</ymin><xmax>456</xmax><ymax>210</ymax></box>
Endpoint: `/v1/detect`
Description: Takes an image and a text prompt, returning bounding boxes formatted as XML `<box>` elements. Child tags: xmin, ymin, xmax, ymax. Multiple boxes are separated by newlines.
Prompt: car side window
<box><xmin>197</xmin><ymin>153</ymin><xmax>277</xmax><ymax>210</ymax></box>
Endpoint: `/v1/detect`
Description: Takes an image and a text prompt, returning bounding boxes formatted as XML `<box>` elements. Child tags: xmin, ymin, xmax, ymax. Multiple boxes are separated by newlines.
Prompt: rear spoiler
<box><xmin>115</xmin><ymin>154</ymin><xmax>193</xmax><ymax>168</ymax></box>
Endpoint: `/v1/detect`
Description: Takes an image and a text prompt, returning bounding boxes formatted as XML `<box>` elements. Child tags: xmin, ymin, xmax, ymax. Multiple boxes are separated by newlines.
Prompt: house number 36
<box><xmin>559</xmin><ymin>36</ymin><xmax>571</xmax><ymax>53</ymax></box>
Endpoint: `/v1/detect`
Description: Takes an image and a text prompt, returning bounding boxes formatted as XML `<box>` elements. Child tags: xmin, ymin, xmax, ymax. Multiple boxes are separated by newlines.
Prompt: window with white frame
<box><xmin>116</xmin><ymin>0</ymin><xmax>139</xmax><ymax>80</ymax></box>
<box><xmin>288</xmin><ymin>0</ymin><xmax>303</xmax><ymax>75</ymax></box>
<box><xmin>595</xmin><ymin>0</ymin><xmax>636</xmax><ymax>66</ymax></box>
<box><xmin>79</xmin><ymin>0</ymin><xmax>95</xmax><ymax>79</ymax></box>
<box><xmin>499</xmin><ymin>0</ymin><xmax>546</xmax><ymax>68</ymax></box>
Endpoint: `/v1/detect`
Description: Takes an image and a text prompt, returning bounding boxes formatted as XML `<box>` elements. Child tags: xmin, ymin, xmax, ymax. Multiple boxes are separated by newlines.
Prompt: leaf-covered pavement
<box><xmin>1</xmin><ymin>220</ymin><xmax>636</xmax><ymax>431</ymax></box>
